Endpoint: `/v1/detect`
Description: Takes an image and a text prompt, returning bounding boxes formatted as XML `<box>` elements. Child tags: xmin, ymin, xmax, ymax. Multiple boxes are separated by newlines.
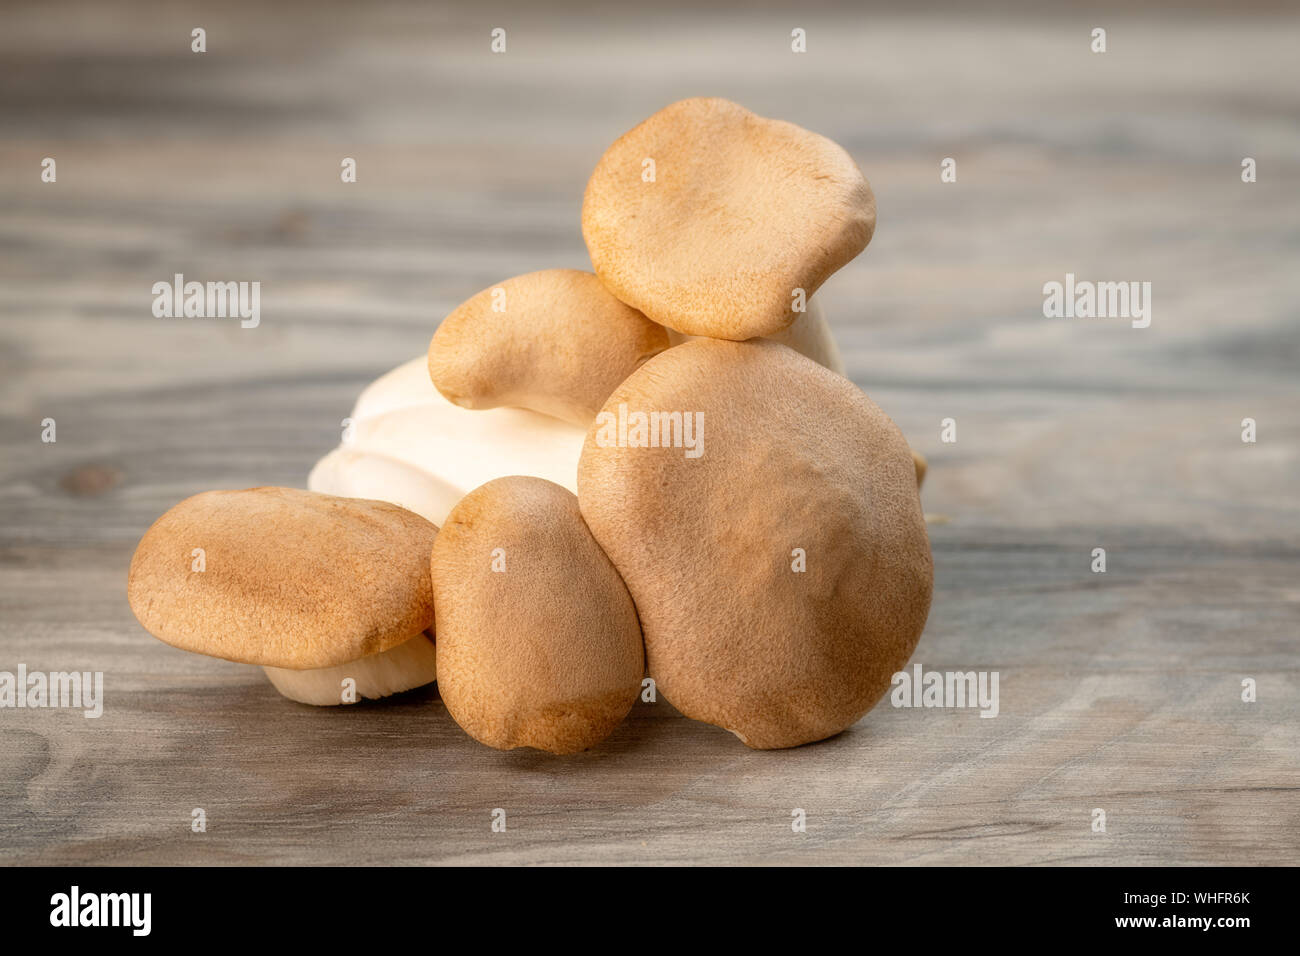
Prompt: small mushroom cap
<box><xmin>577</xmin><ymin>338</ymin><xmax>931</xmax><ymax>750</ymax></box>
<box><xmin>431</xmin><ymin>476</ymin><xmax>645</xmax><ymax>754</ymax></box>
<box><xmin>429</xmin><ymin>269</ymin><xmax>670</xmax><ymax>427</ymax></box>
<box><xmin>127</xmin><ymin>487</ymin><xmax>437</xmax><ymax>669</ymax></box>
<box><xmin>582</xmin><ymin>97</ymin><xmax>875</xmax><ymax>340</ymax></box>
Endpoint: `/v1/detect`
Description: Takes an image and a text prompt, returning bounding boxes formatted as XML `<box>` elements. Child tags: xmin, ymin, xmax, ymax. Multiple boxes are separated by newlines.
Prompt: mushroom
<box><xmin>582</xmin><ymin>97</ymin><xmax>875</xmax><ymax>340</ymax></box>
<box><xmin>308</xmin><ymin>356</ymin><xmax>586</xmax><ymax>525</ymax></box>
<box><xmin>430</xmin><ymin>476</ymin><xmax>645</xmax><ymax>754</ymax></box>
<box><xmin>127</xmin><ymin>487</ymin><xmax>439</xmax><ymax>705</ymax></box>
<box><xmin>661</xmin><ymin>300</ymin><xmax>931</xmax><ymax>486</ymax></box>
<box><xmin>577</xmin><ymin>338</ymin><xmax>932</xmax><ymax>749</ymax></box>
<box><xmin>665</xmin><ymin>295</ymin><xmax>845</xmax><ymax>375</ymax></box>
<box><xmin>428</xmin><ymin>268</ymin><xmax>670</xmax><ymax>427</ymax></box>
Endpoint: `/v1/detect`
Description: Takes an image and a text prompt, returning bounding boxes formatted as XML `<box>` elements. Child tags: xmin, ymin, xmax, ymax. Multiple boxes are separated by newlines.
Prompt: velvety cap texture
<box><xmin>582</xmin><ymin>97</ymin><xmax>875</xmax><ymax>340</ymax></box>
<box><xmin>430</xmin><ymin>476</ymin><xmax>645</xmax><ymax>754</ymax></box>
<box><xmin>127</xmin><ymin>487</ymin><xmax>438</xmax><ymax>669</ymax></box>
<box><xmin>577</xmin><ymin>338</ymin><xmax>931</xmax><ymax>749</ymax></box>
<box><xmin>428</xmin><ymin>268</ymin><xmax>669</xmax><ymax>426</ymax></box>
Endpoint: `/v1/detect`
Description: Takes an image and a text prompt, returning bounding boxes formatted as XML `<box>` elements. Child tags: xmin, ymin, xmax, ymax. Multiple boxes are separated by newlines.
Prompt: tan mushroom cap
<box><xmin>577</xmin><ymin>338</ymin><xmax>932</xmax><ymax>750</ymax></box>
<box><xmin>582</xmin><ymin>97</ymin><xmax>876</xmax><ymax>340</ymax></box>
<box><xmin>127</xmin><ymin>487</ymin><xmax>437</xmax><ymax>670</ymax></box>
<box><xmin>428</xmin><ymin>269</ymin><xmax>670</xmax><ymax>427</ymax></box>
<box><xmin>666</xmin><ymin>304</ymin><xmax>931</xmax><ymax>488</ymax></box>
<box><xmin>431</xmin><ymin>476</ymin><xmax>645</xmax><ymax>754</ymax></box>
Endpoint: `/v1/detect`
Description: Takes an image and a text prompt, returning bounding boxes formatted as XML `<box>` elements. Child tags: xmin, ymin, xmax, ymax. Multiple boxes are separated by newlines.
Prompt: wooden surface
<box><xmin>2</xmin><ymin>1</ymin><xmax>1298</xmax><ymax>865</ymax></box>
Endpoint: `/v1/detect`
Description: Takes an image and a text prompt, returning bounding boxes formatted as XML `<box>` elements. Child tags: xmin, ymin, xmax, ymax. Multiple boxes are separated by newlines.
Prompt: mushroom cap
<box><xmin>127</xmin><ymin>487</ymin><xmax>437</xmax><ymax>669</ymax></box>
<box><xmin>430</xmin><ymin>476</ymin><xmax>645</xmax><ymax>754</ymax></box>
<box><xmin>428</xmin><ymin>269</ymin><xmax>670</xmax><ymax>427</ymax></box>
<box><xmin>576</xmin><ymin>338</ymin><xmax>931</xmax><ymax>749</ymax></box>
<box><xmin>582</xmin><ymin>97</ymin><xmax>875</xmax><ymax>340</ymax></box>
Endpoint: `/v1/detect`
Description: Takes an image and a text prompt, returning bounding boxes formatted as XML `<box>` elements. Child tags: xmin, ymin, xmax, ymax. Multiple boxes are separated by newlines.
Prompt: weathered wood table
<box><xmin>2</xmin><ymin>3</ymin><xmax>1297</xmax><ymax>865</ymax></box>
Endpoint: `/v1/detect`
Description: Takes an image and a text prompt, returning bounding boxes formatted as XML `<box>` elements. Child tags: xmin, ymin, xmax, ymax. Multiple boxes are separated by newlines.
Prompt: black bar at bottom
<box><xmin>0</xmin><ymin>864</ymin><xmax>1284</xmax><ymax>942</ymax></box>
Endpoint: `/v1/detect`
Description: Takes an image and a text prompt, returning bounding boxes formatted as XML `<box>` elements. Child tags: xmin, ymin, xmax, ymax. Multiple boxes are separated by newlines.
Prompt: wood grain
<box><xmin>1</xmin><ymin>1</ymin><xmax>1298</xmax><ymax>865</ymax></box>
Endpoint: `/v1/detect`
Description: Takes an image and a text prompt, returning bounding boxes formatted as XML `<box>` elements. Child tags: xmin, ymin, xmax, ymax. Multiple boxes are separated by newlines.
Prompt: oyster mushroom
<box><xmin>576</xmin><ymin>338</ymin><xmax>931</xmax><ymax>749</ymax></box>
<box><xmin>582</xmin><ymin>97</ymin><xmax>875</xmax><ymax>340</ymax></box>
<box><xmin>428</xmin><ymin>268</ymin><xmax>669</xmax><ymax>427</ymax></box>
<box><xmin>430</xmin><ymin>476</ymin><xmax>644</xmax><ymax>754</ymax></box>
<box><xmin>127</xmin><ymin>487</ymin><xmax>438</xmax><ymax>705</ymax></box>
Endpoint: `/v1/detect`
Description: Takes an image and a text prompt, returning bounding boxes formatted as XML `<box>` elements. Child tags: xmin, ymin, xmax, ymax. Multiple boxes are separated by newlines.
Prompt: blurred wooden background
<box><xmin>1</xmin><ymin>0</ymin><xmax>1297</xmax><ymax>865</ymax></box>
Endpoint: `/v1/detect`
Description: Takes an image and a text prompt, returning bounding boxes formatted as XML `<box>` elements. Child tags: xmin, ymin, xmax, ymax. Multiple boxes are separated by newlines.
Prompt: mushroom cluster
<box><xmin>128</xmin><ymin>98</ymin><xmax>932</xmax><ymax>752</ymax></box>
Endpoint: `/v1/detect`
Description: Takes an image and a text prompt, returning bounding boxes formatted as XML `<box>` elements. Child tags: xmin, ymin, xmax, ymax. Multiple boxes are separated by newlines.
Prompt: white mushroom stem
<box><xmin>262</xmin><ymin>632</ymin><xmax>437</xmax><ymax>706</ymax></box>
<box><xmin>755</xmin><ymin>299</ymin><xmax>845</xmax><ymax>376</ymax></box>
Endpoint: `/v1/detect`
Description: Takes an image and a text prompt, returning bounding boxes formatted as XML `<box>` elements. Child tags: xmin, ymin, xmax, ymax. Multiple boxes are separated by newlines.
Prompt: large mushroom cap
<box><xmin>577</xmin><ymin>338</ymin><xmax>931</xmax><ymax>749</ymax></box>
<box><xmin>431</xmin><ymin>476</ymin><xmax>645</xmax><ymax>754</ymax></box>
<box><xmin>582</xmin><ymin>97</ymin><xmax>875</xmax><ymax>340</ymax></box>
<box><xmin>127</xmin><ymin>487</ymin><xmax>437</xmax><ymax>670</ymax></box>
<box><xmin>428</xmin><ymin>268</ymin><xmax>669</xmax><ymax>427</ymax></box>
